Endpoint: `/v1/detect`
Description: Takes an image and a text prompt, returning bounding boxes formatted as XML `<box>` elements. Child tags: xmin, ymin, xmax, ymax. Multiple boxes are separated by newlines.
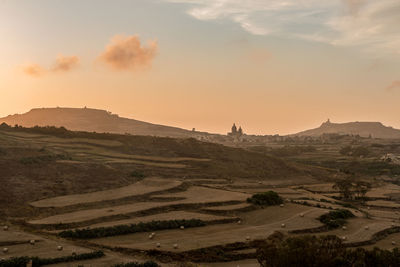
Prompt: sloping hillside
<box><xmin>0</xmin><ymin>107</ymin><xmax>196</xmax><ymax>138</ymax></box>
<box><xmin>295</xmin><ymin>120</ymin><xmax>400</xmax><ymax>139</ymax></box>
<box><xmin>0</xmin><ymin>124</ymin><xmax>328</xmax><ymax>216</ymax></box>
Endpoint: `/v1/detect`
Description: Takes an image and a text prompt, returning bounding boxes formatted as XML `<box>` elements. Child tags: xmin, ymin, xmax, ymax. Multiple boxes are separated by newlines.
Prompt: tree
<box><xmin>333</xmin><ymin>179</ymin><xmax>355</xmax><ymax>200</ymax></box>
<box><xmin>340</xmin><ymin>146</ymin><xmax>352</xmax><ymax>156</ymax></box>
<box><xmin>354</xmin><ymin>181</ymin><xmax>371</xmax><ymax>201</ymax></box>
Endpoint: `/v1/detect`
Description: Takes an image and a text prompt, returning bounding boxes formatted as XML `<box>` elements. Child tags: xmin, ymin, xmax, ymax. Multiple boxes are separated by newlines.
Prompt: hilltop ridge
<box><xmin>295</xmin><ymin>119</ymin><xmax>400</xmax><ymax>139</ymax></box>
<box><xmin>0</xmin><ymin>107</ymin><xmax>196</xmax><ymax>138</ymax></box>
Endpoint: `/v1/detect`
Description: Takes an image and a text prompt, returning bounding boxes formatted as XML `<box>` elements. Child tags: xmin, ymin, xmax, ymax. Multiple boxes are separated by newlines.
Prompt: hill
<box><xmin>0</xmin><ymin>107</ymin><xmax>197</xmax><ymax>138</ymax></box>
<box><xmin>0</xmin><ymin>124</ymin><xmax>327</xmax><ymax>217</ymax></box>
<box><xmin>295</xmin><ymin>120</ymin><xmax>400</xmax><ymax>139</ymax></box>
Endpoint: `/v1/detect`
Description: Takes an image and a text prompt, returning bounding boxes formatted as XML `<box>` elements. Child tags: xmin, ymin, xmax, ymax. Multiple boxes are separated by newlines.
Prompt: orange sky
<box><xmin>0</xmin><ymin>0</ymin><xmax>399</xmax><ymax>135</ymax></box>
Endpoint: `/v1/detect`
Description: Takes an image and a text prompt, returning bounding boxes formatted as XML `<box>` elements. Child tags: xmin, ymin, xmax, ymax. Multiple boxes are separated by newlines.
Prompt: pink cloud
<box><xmin>99</xmin><ymin>35</ymin><xmax>158</xmax><ymax>71</ymax></box>
<box><xmin>51</xmin><ymin>55</ymin><xmax>79</xmax><ymax>72</ymax></box>
<box><xmin>386</xmin><ymin>80</ymin><xmax>400</xmax><ymax>91</ymax></box>
<box><xmin>21</xmin><ymin>64</ymin><xmax>45</xmax><ymax>77</ymax></box>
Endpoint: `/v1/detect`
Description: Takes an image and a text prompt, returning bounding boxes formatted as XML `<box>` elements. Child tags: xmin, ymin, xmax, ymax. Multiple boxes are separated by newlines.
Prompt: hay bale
<box><xmin>156</xmin><ymin>243</ymin><xmax>161</xmax><ymax>248</ymax></box>
<box><xmin>342</xmin><ymin>236</ymin><xmax>347</xmax><ymax>241</ymax></box>
<box><xmin>57</xmin><ymin>245</ymin><xmax>63</xmax><ymax>251</ymax></box>
<box><xmin>246</xmin><ymin>236</ymin><xmax>250</xmax><ymax>241</ymax></box>
<box><xmin>151</xmin><ymin>232</ymin><xmax>156</xmax><ymax>236</ymax></box>
<box><xmin>392</xmin><ymin>241</ymin><xmax>396</xmax><ymax>245</ymax></box>
<box><xmin>180</xmin><ymin>226</ymin><xmax>185</xmax><ymax>230</ymax></box>
<box><xmin>3</xmin><ymin>226</ymin><xmax>8</xmax><ymax>231</ymax></box>
<box><xmin>281</xmin><ymin>223</ymin><xmax>286</xmax><ymax>228</ymax></box>
<box><xmin>365</xmin><ymin>226</ymin><xmax>369</xmax><ymax>230</ymax></box>
<box><xmin>342</xmin><ymin>226</ymin><xmax>347</xmax><ymax>230</ymax></box>
<box><xmin>3</xmin><ymin>248</ymin><xmax>8</xmax><ymax>253</ymax></box>
<box><xmin>299</xmin><ymin>213</ymin><xmax>304</xmax><ymax>217</ymax></box>
<box><xmin>280</xmin><ymin>204</ymin><xmax>284</xmax><ymax>208</ymax></box>
<box><xmin>30</xmin><ymin>240</ymin><xmax>35</xmax><ymax>245</ymax></box>
<box><xmin>237</xmin><ymin>220</ymin><xmax>242</xmax><ymax>225</ymax></box>
<box><xmin>149</xmin><ymin>234</ymin><xmax>154</xmax><ymax>239</ymax></box>
<box><xmin>173</xmin><ymin>243</ymin><xmax>178</xmax><ymax>249</ymax></box>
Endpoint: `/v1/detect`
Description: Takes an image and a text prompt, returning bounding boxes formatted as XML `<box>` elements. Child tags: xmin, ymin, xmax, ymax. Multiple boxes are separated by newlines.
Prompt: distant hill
<box><xmin>0</xmin><ymin>107</ymin><xmax>197</xmax><ymax>138</ymax></box>
<box><xmin>295</xmin><ymin>120</ymin><xmax>400</xmax><ymax>139</ymax></box>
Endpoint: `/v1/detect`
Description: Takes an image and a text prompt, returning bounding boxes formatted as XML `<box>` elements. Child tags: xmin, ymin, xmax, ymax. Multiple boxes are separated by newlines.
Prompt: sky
<box><xmin>0</xmin><ymin>0</ymin><xmax>399</xmax><ymax>135</ymax></box>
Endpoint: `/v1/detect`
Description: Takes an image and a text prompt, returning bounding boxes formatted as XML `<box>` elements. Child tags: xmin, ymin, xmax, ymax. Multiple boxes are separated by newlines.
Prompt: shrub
<box><xmin>19</xmin><ymin>153</ymin><xmax>71</xmax><ymax>165</ymax></box>
<box><xmin>247</xmin><ymin>191</ymin><xmax>283</xmax><ymax>206</ymax></box>
<box><xmin>113</xmin><ymin>261</ymin><xmax>160</xmax><ymax>267</ymax></box>
<box><xmin>256</xmin><ymin>235</ymin><xmax>400</xmax><ymax>267</ymax></box>
<box><xmin>59</xmin><ymin>219</ymin><xmax>206</xmax><ymax>239</ymax></box>
<box><xmin>319</xmin><ymin>209</ymin><xmax>354</xmax><ymax>229</ymax></box>
<box><xmin>0</xmin><ymin>251</ymin><xmax>104</xmax><ymax>267</ymax></box>
<box><xmin>130</xmin><ymin>170</ymin><xmax>145</xmax><ymax>178</ymax></box>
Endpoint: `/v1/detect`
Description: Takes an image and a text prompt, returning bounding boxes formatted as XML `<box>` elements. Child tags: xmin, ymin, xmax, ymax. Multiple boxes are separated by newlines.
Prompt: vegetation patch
<box><xmin>247</xmin><ymin>191</ymin><xmax>283</xmax><ymax>206</ymax></box>
<box><xmin>112</xmin><ymin>261</ymin><xmax>160</xmax><ymax>267</ymax></box>
<box><xmin>19</xmin><ymin>153</ymin><xmax>71</xmax><ymax>164</ymax></box>
<box><xmin>256</xmin><ymin>235</ymin><xmax>400</xmax><ymax>267</ymax></box>
<box><xmin>130</xmin><ymin>170</ymin><xmax>145</xmax><ymax>178</ymax></box>
<box><xmin>0</xmin><ymin>250</ymin><xmax>104</xmax><ymax>267</ymax></box>
<box><xmin>59</xmin><ymin>219</ymin><xmax>206</xmax><ymax>239</ymax></box>
<box><xmin>318</xmin><ymin>209</ymin><xmax>354</xmax><ymax>229</ymax></box>
<box><xmin>340</xmin><ymin>145</ymin><xmax>370</xmax><ymax>157</ymax></box>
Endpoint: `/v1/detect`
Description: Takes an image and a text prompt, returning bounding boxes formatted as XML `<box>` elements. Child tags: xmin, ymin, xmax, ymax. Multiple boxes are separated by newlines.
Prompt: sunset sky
<box><xmin>0</xmin><ymin>0</ymin><xmax>399</xmax><ymax>135</ymax></box>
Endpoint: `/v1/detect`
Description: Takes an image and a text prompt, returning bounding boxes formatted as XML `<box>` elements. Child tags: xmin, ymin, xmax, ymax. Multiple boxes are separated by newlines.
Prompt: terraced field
<box><xmin>31</xmin><ymin>177</ymin><xmax>182</xmax><ymax>208</ymax></box>
<box><xmin>315</xmin><ymin>218</ymin><xmax>396</xmax><ymax>243</ymax></box>
<box><xmin>90</xmin><ymin>204</ymin><xmax>324</xmax><ymax>251</ymax></box>
<box><xmin>0</xmin><ymin>226</ymin><xmax>92</xmax><ymax>259</ymax></box>
<box><xmin>3</xmin><ymin>126</ymin><xmax>400</xmax><ymax>266</ymax></box>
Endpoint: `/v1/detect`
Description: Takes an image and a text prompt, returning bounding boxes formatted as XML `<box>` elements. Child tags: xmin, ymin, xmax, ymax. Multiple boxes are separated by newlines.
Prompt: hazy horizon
<box><xmin>2</xmin><ymin>105</ymin><xmax>400</xmax><ymax>136</ymax></box>
<box><xmin>1</xmin><ymin>0</ymin><xmax>399</xmax><ymax>135</ymax></box>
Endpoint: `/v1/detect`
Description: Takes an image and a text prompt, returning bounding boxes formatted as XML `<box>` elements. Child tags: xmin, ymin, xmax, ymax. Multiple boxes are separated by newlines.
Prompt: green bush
<box><xmin>247</xmin><ymin>191</ymin><xmax>283</xmax><ymax>206</ymax></box>
<box><xmin>319</xmin><ymin>209</ymin><xmax>354</xmax><ymax>229</ymax></box>
<box><xmin>257</xmin><ymin>235</ymin><xmax>400</xmax><ymax>267</ymax></box>
<box><xmin>0</xmin><ymin>251</ymin><xmax>104</xmax><ymax>267</ymax></box>
<box><xmin>113</xmin><ymin>261</ymin><xmax>160</xmax><ymax>267</ymax></box>
<box><xmin>19</xmin><ymin>153</ymin><xmax>71</xmax><ymax>165</ymax></box>
<box><xmin>130</xmin><ymin>170</ymin><xmax>145</xmax><ymax>178</ymax></box>
<box><xmin>59</xmin><ymin>219</ymin><xmax>206</xmax><ymax>239</ymax></box>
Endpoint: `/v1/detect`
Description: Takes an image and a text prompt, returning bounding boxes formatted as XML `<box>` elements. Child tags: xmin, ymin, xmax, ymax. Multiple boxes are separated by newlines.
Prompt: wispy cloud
<box><xmin>343</xmin><ymin>0</ymin><xmax>367</xmax><ymax>15</ymax></box>
<box><xmin>165</xmin><ymin>0</ymin><xmax>400</xmax><ymax>55</ymax></box>
<box><xmin>99</xmin><ymin>35</ymin><xmax>158</xmax><ymax>71</ymax></box>
<box><xmin>21</xmin><ymin>64</ymin><xmax>45</xmax><ymax>77</ymax></box>
<box><xmin>51</xmin><ymin>55</ymin><xmax>79</xmax><ymax>72</ymax></box>
<box><xmin>386</xmin><ymin>80</ymin><xmax>400</xmax><ymax>91</ymax></box>
<box><xmin>21</xmin><ymin>55</ymin><xmax>79</xmax><ymax>77</ymax></box>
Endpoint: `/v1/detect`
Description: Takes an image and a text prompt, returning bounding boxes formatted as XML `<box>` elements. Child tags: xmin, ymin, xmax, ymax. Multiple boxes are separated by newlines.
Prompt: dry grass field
<box><xmin>90</xmin><ymin>204</ymin><xmax>325</xmax><ymax>252</ymax></box>
<box><xmin>314</xmin><ymin>218</ymin><xmax>395</xmax><ymax>243</ymax></box>
<box><xmin>30</xmin><ymin>177</ymin><xmax>182</xmax><ymax>208</ymax></box>
<box><xmin>80</xmin><ymin>211</ymin><xmax>235</xmax><ymax>229</ymax></box>
<box><xmin>3</xmin><ymin>126</ymin><xmax>400</xmax><ymax>265</ymax></box>
<box><xmin>0</xmin><ymin>226</ymin><xmax>92</xmax><ymax>260</ymax></box>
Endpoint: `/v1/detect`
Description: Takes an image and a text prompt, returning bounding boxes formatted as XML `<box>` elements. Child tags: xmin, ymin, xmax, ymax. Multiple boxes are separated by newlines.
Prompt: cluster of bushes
<box><xmin>319</xmin><ymin>209</ymin><xmax>354</xmax><ymax>229</ymax></box>
<box><xmin>249</xmin><ymin>145</ymin><xmax>316</xmax><ymax>157</ymax></box>
<box><xmin>0</xmin><ymin>147</ymin><xmax>6</xmax><ymax>156</ymax></box>
<box><xmin>113</xmin><ymin>262</ymin><xmax>160</xmax><ymax>267</ymax></box>
<box><xmin>270</xmin><ymin>145</ymin><xmax>316</xmax><ymax>157</ymax></box>
<box><xmin>247</xmin><ymin>191</ymin><xmax>283</xmax><ymax>206</ymax></box>
<box><xmin>0</xmin><ymin>250</ymin><xmax>104</xmax><ymax>267</ymax></box>
<box><xmin>130</xmin><ymin>170</ymin><xmax>145</xmax><ymax>178</ymax></box>
<box><xmin>301</xmin><ymin>159</ymin><xmax>400</xmax><ymax>177</ymax></box>
<box><xmin>257</xmin><ymin>235</ymin><xmax>400</xmax><ymax>267</ymax></box>
<box><xmin>59</xmin><ymin>219</ymin><xmax>206</xmax><ymax>239</ymax></box>
<box><xmin>340</xmin><ymin>145</ymin><xmax>370</xmax><ymax>157</ymax></box>
<box><xmin>19</xmin><ymin>153</ymin><xmax>71</xmax><ymax>164</ymax></box>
